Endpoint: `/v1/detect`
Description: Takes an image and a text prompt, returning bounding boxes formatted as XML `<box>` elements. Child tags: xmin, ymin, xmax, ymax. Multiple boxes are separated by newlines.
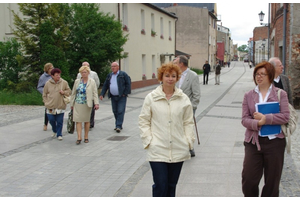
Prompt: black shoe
<box><xmin>90</xmin><ymin>125</ymin><xmax>94</xmax><ymax>128</ymax></box>
<box><xmin>190</xmin><ymin>149</ymin><xmax>195</xmax><ymax>157</ymax></box>
<box><xmin>116</xmin><ymin>128</ymin><xmax>121</xmax><ymax>133</ymax></box>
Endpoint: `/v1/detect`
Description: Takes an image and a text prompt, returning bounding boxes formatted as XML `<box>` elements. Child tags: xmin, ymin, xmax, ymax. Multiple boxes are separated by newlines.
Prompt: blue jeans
<box><xmin>47</xmin><ymin>113</ymin><xmax>64</xmax><ymax>137</ymax></box>
<box><xmin>110</xmin><ymin>95</ymin><xmax>127</xmax><ymax>129</ymax></box>
<box><xmin>149</xmin><ymin>161</ymin><xmax>184</xmax><ymax>197</ymax></box>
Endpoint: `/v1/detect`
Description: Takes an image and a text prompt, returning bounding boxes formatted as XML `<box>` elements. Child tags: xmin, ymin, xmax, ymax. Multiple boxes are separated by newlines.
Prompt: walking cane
<box><xmin>193</xmin><ymin>116</ymin><xmax>200</xmax><ymax>145</ymax></box>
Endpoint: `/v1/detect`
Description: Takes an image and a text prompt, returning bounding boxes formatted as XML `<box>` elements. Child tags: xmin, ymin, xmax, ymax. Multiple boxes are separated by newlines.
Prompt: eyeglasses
<box><xmin>255</xmin><ymin>73</ymin><xmax>268</xmax><ymax>78</ymax></box>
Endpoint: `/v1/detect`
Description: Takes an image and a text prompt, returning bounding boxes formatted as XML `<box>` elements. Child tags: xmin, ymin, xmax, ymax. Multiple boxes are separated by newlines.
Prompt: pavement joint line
<box><xmin>205</xmin><ymin>115</ymin><xmax>242</xmax><ymax>120</ymax></box>
<box><xmin>214</xmin><ymin>105</ymin><xmax>242</xmax><ymax>108</ymax></box>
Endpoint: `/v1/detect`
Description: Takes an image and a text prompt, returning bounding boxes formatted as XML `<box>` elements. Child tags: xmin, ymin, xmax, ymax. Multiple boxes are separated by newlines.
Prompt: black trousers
<box><xmin>242</xmin><ymin>137</ymin><xmax>286</xmax><ymax>197</ymax></box>
<box><xmin>44</xmin><ymin>108</ymin><xmax>48</xmax><ymax>126</ymax></box>
<box><xmin>203</xmin><ymin>72</ymin><xmax>209</xmax><ymax>84</ymax></box>
<box><xmin>149</xmin><ymin>161</ymin><xmax>183</xmax><ymax>197</ymax></box>
<box><xmin>90</xmin><ymin>101</ymin><xmax>95</xmax><ymax>127</ymax></box>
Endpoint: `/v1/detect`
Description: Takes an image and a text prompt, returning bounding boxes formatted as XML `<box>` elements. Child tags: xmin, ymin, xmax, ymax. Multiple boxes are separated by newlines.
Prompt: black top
<box><xmin>273</xmin><ymin>79</ymin><xmax>283</xmax><ymax>90</ymax></box>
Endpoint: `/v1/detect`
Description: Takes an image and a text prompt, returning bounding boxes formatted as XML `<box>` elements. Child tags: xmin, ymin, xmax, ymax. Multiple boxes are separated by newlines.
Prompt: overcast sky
<box><xmin>216</xmin><ymin>1</ymin><xmax>269</xmax><ymax>46</ymax></box>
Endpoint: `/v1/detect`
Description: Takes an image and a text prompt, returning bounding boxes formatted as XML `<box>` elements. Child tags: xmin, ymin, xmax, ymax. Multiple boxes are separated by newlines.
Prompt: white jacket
<box><xmin>139</xmin><ymin>85</ymin><xmax>195</xmax><ymax>163</ymax></box>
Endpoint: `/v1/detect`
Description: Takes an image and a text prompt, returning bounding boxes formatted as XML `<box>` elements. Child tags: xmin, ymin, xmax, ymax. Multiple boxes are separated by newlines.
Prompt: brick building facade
<box><xmin>269</xmin><ymin>3</ymin><xmax>300</xmax><ymax>108</ymax></box>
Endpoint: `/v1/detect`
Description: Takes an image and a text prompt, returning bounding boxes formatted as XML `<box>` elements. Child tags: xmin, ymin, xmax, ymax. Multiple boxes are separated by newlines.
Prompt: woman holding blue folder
<box><xmin>241</xmin><ymin>61</ymin><xmax>290</xmax><ymax>197</ymax></box>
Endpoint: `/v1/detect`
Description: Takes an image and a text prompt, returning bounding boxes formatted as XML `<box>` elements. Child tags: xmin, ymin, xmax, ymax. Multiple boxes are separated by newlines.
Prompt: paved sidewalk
<box><xmin>0</xmin><ymin>61</ymin><xmax>300</xmax><ymax>197</ymax></box>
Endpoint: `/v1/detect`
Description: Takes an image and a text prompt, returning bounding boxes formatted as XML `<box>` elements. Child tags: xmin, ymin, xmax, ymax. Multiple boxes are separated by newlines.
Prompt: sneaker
<box><xmin>190</xmin><ymin>149</ymin><xmax>196</xmax><ymax>157</ymax></box>
<box><xmin>58</xmin><ymin>136</ymin><xmax>63</xmax><ymax>140</ymax></box>
<box><xmin>116</xmin><ymin>128</ymin><xmax>121</xmax><ymax>133</ymax></box>
<box><xmin>52</xmin><ymin>132</ymin><xmax>56</xmax><ymax>138</ymax></box>
<box><xmin>43</xmin><ymin>125</ymin><xmax>47</xmax><ymax>131</ymax></box>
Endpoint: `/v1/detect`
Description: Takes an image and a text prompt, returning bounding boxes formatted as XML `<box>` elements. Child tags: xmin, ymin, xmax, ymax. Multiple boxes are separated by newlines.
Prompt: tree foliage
<box><xmin>11</xmin><ymin>3</ymin><xmax>71</xmax><ymax>85</ymax></box>
<box><xmin>0</xmin><ymin>38</ymin><xmax>27</xmax><ymax>91</ymax></box>
<box><xmin>67</xmin><ymin>3</ymin><xmax>128</xmax><ymax>82</ymax></box>
<box><xmin>238</xmin><ymin>44</ymin><xmax>248</xmax><ymax>52</ymax></box>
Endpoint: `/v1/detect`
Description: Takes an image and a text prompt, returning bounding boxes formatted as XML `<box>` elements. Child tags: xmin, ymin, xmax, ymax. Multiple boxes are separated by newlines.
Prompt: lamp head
<box><xmin>258</xmin><ymin>11</ymin><xmax>265</xmax><ymax>22</ymax></box>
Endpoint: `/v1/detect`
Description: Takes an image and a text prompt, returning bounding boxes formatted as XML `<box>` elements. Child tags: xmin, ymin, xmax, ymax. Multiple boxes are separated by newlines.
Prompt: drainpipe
<box><xmin>282</xmin><ymin>3</ymin><xmax>287</xmax><ymax>74</ymax></box>
<box><xmin>175</xmin><ymin>17</ymin><xmax>178</xmax><ymax>59</ymax></box>
<box><xmin>118</xmin><ymin>3</ymin><xmax>121</xmax><ymax>70</ymax></box>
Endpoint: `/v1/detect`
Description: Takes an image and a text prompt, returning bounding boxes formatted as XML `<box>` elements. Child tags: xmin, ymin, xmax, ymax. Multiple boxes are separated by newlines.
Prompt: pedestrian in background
<box><xmin>249</xmin><ymin>61</ymin><xmax>253</xmax><ymax>69</ymax></box>
<box><xmin>71</xmin><ymin>65</ymin><xmax>99</xmax><ymax>145</ymax></box>
<box><xmin>76</xmin><ymin>61</ymin><xmax>100</xmax><ymax>128</ymax></box>
<box><xmin>100</xmin><ymin>62</ymin><xmax>131</xmax><ymax>133</ymax></box>
<box><xmin>215</xmin><ymin>61</ymin><xmax>221</xmax><ymax>85</ymax></box>
<box><xmin>37</xmin><ymin>63</ymin><xmax>54</xmax><ymax>131</ymax></box>
<box><xmin>241</xmin><ymin>61</ymin><xmax>290</xmax><ymax>197</ymax></box>
<box><xmin>43</xmin><ymin>68</ymin><xmax>71</xmax><ymax>141</ymax></box>
<box><xmin>174</xmin><ymin>55</ymin><xmax>200</xmax><ymax>157</ymax></box>
<box><xmin>269</xmin><ymin>57</ymin><xmax>293</xmax><ymax>105</ymax></box>
<box><xmin>202</xmin><ymin>60</ymin><xmax>211</xmax><ymax>85</ymax></box>
<box><xmin>139</xmin><ymin>62</ymin><xmax>195</xmax><ymax>197</ymax></box>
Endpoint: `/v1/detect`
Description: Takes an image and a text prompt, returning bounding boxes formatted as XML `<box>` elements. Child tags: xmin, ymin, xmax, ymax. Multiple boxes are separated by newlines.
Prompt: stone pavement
<box><xmin>0</xmin><ymin>61</ymin><xmax>300</xmax><ymax>197</ymax></box>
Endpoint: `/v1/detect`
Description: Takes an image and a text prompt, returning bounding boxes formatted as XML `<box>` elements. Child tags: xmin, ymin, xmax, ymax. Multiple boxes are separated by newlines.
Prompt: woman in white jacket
<box><xmin>139</xmin><ymin>62</ymin><xmax>195</xmax><ymax>197</ymax></box>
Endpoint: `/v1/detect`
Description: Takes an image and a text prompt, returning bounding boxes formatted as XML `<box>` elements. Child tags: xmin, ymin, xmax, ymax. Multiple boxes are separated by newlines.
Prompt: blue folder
<box><xmin>256</xmin><ymin>102</ymin><xmax>281</xmax><ymax>136</ymax></box>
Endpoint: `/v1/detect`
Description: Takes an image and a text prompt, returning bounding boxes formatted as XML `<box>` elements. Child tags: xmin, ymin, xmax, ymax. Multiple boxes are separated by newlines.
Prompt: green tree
<box><xmin>67</xmin><ymin>3</ymin><xmax>128</xmax><ymax>83</ymax></box>
<box><xmin>0</xmin><ymin>38</ymin><xmax>26</xmax><ymax>90</ymax></box>
<box><xmin>238</xmin><ymin>44</ymin><xmax>248</xmax><ymax>52</ymax></box>
<box><xmin>11</xmin><ymin>3</ymin><xmax>71</xmax><ymax>86</ymax></box>
<box><xmin>40</xmin><ymin>20</ymin><xmax>70</xmax><ymax>82</ymax></box>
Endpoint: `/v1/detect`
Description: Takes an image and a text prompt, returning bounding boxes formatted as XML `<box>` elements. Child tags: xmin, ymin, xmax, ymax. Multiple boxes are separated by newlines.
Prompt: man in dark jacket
<box><xmin>100</xmin><ymin>62</ymin><xmax>131</xmax><ymax>133</ymax></box>
<box><xmin>203</xmin><ymin>60</ymin><xmax>211</xmax><ymax>85</ymax></box>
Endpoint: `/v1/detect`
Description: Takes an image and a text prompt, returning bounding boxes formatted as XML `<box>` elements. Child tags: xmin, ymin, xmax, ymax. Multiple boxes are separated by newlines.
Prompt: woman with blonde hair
<box><xmin>37</xmin><ymin>63</ymin><xmax>54</xmax><ymax>131</ymax></box>
<box><xmin>139</xmin><ymin>62</ymin><xmax>195</xmax><ymax>197</ymax></box>
<box><xmin>70</xmin><ymin>65</ymin><xmax>99</xmax><ymax>145</ymax></box>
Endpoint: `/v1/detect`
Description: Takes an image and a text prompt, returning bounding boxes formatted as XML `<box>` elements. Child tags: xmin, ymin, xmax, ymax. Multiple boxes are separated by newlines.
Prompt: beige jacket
<box><xmin>70</xmin><ymin>78</ymin><xmax>99</xmax><ymax>107</ymax></box>
<box><xmin>139</xmin><ymin>85</ymin><xmax>195</xmax><ymax>163</ymax></box>
<box><xmin>43</xmin><ymin>78</ymin><xmax>71</xmax><ymax>110</ymax></box>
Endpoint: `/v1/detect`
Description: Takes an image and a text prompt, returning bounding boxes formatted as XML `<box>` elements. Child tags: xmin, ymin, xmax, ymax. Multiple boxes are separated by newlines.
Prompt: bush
<box><xmin>190</xmin><ymin>67</ymin><xmax>203</xmax><ymax>75</ymax></box>
<box><xmin>0</xmin><ymin>90</ymin><xmax>43</xmax><ymax>105</ymax></box>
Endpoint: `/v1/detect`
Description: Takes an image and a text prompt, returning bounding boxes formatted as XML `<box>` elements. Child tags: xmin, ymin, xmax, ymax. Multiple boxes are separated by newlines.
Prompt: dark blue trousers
<box><xmin>149</xmin><ymin>161</ymin><xmax>184</xmax><ymax>197</ymax></box>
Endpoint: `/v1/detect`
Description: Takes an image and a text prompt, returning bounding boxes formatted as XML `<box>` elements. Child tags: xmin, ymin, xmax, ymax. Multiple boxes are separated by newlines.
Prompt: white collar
<box><xmin>274</xmin><ymin>75</ymin><xmax>280</xmax><ymax>83</ymax></box>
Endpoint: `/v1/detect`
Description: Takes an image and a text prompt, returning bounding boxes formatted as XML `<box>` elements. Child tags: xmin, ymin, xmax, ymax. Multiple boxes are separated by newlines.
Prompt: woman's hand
<box><xmin>94</xmin><ymin>104</ymin><xmax>99</xmax><ymax>110</ymax></box>
<box><xmin>254</xmin><ymin>112</ymin><xmax>266</xmax><ymax>126</ymax></box>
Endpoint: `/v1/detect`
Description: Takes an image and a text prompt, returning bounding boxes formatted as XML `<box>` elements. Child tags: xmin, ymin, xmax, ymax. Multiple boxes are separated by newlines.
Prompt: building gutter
<box><xmin>282</xmin><ymin>3</ymin><xmax>287</xmax><ymax>74</ymax></box>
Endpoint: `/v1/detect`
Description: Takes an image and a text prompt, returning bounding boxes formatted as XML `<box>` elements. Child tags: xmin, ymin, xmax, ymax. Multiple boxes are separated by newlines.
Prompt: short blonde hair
<box><xmin>157</xmin><ymin>62</ymin><xmax>181</xmax><ymax>82</ymax></box>
<box><xmin>79</xmin><ymin>65</ymin><xmax>90</xmax><ymax>73</ymax></box>
<box><xmin>44</xmin><ymin>63</ymin><xmax>53</xmax><ymax>72</ymax></box>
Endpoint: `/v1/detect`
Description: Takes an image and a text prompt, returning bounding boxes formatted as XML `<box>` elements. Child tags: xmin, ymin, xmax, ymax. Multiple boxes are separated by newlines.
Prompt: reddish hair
<box><xmin>157</xmin><ymin>62</ymin><xmax>182</xmax><ymax>82</ymax></box>
<box><xmin>51</xmin><ymin>68</ymin><xmax>61</xmax><ymax>76</ymax></box>
<box><xmin>253</xmin><ymin>61</ymin><xmax>275</xmax><ymax>85</ymax></box>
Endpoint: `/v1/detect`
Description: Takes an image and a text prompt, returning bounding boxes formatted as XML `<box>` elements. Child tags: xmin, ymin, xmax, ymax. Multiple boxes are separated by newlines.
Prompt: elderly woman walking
<box><xmin>43</xmin><ymin>68</ymin><xmax>71</xmax><ymax>140</ymax></box>
<box><xmin>70</xmin><ymin>65</ymin><xmax>99</xmax><ymax>145</ymax></box>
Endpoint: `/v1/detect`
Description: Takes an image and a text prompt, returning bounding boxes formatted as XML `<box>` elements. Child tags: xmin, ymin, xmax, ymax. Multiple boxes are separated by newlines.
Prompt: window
<box><xmin>141</xmin><ymin>9</ymin><xmax>145</xmax><ymax>31</ymax></box>
<box><xmin>152</xmin><ymin>55</ymin><xmax>156</xmax><ymax>76</ymax></box>
<box><xmin>168</xmin><ymin>21</ymin><xmax>171</xmax><ymax>39</ymax></box>
<box><xmin>123</xmin><ymin>52</ymin><xmax>129</xmax><ymax>73</ymax></box>
<box><xmin>151</xmin><ymin>13</ymin><xmax>155</xmax><ymax>31</ymax></box>
<box><xmin>122</xmin><ymin>4</ymin><xmax>128</xmax><ymax>28</ymax></box>
<box><xmin>160</xmin><ymin>17</ymin><xmax>164</xmax><ymax>38</ymax></box>
<box><xmin>142</xmin><ymin>54</ymin><xmax>146</xmax><ymax>76</ymax></box>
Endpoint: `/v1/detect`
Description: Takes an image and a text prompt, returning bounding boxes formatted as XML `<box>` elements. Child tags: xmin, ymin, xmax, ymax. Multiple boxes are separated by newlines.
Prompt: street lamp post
<box><xmin>258</xmin><ymin>7</ymin><xmax>270</xmax><ymax>60</ymax></box>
